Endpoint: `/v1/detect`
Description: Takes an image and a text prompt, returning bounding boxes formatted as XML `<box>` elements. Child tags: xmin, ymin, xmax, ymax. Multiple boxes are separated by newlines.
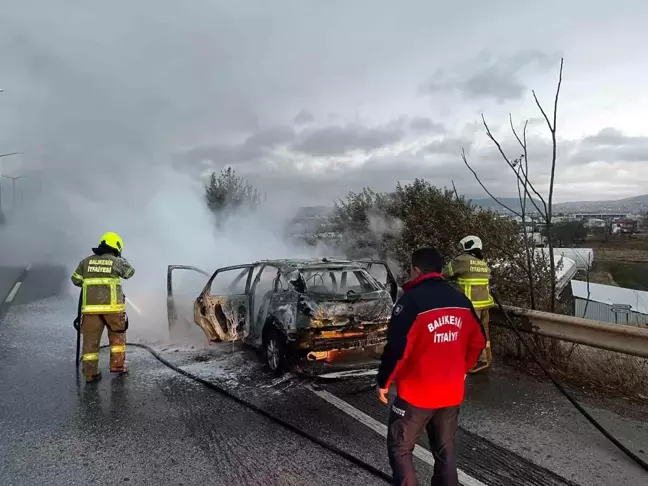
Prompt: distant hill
<box><xmin>289</xmin><ymin>194</ymin><xmax>648</xmax><ymax>228</ymax></box>
<box><xmin>468</xmin><ymin>197</ymin><xmax>544</xmax><ymax>214</ymax></box>
<box><xmin>552</xmin><ymin>194</ymin><xmax>648</xmax><ymax>214</ymax></box>
<box><xmin>469</xmin><ymin>194</ymin><xmax>648</xmax><ymax>215</ymax></box>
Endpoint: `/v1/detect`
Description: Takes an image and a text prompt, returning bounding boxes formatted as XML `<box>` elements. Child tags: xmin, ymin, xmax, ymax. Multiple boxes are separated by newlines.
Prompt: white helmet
<box><xmin>459</xmin><ymin>235</ymin><xmax>482</xmax><ymax>251</ymax></box>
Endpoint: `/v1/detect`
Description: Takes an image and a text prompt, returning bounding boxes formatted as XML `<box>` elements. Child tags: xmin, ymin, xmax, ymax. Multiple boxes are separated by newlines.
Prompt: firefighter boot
<box><xmin>86</xmin><ymin>372</ymin><xmax>103</xmax><ymax>383</ymax></box>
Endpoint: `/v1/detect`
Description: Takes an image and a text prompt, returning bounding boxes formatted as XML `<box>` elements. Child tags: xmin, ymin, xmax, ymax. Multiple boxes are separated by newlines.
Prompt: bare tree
<box><xmin>462</xmin><ymin>58</ymin><xmax>564</xmax><ymax>312</ymax></box>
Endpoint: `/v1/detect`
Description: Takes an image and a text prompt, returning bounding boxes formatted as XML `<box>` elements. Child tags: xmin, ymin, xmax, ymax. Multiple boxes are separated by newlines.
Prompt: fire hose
<box><xmin>88</xmin><ymin>342</ymin><xmax>393</xmax><ymax>483</ymax></box>
<box><xmin>340</xmin><ymin>291</ymin><xmax>648</xmax><ymax>474</ymax></box>
<box><xmin>73</xmin><ymin>289</ymin><xmax>392</xmax><ymax>482</ymax></box>
<box><xmin>75</xmin><ymin>292</ymin><xmax>648</xmax><ymax>480</ymax></box>
<box><xmin>490</xmin><ymin>291</ymin><xmax>648</xmax><ymax>473</ymax></box>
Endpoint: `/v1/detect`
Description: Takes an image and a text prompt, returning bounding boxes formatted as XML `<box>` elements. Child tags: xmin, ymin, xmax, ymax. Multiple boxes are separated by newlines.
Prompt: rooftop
<box><xmin>571</xmin><ymin>280</ymin><xmax>648</xmax><ymax>315</ymax></box>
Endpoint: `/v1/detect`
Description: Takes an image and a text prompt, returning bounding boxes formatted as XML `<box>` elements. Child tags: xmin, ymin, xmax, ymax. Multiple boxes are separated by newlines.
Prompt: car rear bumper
<box><xmin>292</xmin><ymin>327</ymin><xmax>387</xmax><ymax>352</ymax></box>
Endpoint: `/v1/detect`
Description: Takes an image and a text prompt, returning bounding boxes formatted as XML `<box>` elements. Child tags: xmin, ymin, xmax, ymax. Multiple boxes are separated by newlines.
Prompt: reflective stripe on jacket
<box><xmin>71</xmin><ymin>254</ymin><xmax>135</xmax><ymax>314</ymax></box>
<box><xmin>442</xmin><ymin>253</ymin><xmax>494</xmax><ymax>310</ymax></box>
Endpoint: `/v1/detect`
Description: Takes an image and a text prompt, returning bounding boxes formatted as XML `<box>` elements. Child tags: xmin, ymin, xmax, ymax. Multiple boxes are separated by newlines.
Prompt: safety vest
<box><xmin>71</xmin><ymin>255</ymin><xmax>132</xmax><ymax>314</ymax></box>
<box><xmin>443</xmin><ymin>253</ymin><xmax>494</xmax><ymax>310</ymax></box>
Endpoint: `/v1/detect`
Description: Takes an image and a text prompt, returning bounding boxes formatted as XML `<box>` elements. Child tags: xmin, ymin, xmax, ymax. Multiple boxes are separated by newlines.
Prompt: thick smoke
<box><xmin>0</xmin><ymin>1</ymin><xmax>333</xmax><ymax>342</ymax></box>
<box><xmin>367</xmin><ymin>210</ymin><xmax>404</xmax><ymax>239</ymax></box>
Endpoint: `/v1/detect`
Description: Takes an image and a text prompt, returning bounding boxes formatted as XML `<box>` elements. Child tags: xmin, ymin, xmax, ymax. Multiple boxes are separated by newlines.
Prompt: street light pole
<box><xmin>2</xmin><ymin>175</ymin><xmax>26</xmax><ymax>209</ymax></box>
<box><xmin>0</xmin><ymin>152</ymin><xmax>22</xmax><ymax>212</ymax></box>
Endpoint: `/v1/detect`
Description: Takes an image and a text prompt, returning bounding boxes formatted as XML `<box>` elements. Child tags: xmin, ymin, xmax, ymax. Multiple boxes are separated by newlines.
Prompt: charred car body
<box><xmin>167</xmin><ymin>258</ymin><xmax>400</xmax><ymax>375</ymax></box>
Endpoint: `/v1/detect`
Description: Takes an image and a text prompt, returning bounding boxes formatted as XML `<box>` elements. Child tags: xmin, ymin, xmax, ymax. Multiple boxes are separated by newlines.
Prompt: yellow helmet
<box><xmin>99</xmin><ymin>232</ymin><xmax>124</xmax><ymax>252</ymax></box>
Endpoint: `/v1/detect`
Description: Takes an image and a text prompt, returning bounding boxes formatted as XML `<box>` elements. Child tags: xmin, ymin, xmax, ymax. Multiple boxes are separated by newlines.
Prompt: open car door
<box><xmin>357</xmin><ymin>259</ymin><xmax>401</xmax><ymax>304</ymax></box>
<box><xmin>167</xmin><ymin>265</ymin><xmax>211</xmax><ymax>337</ymax></box>
<box><xmin>194</xmin><ymin>264</ymin><xmax>253</xmax><ymax>343</ymax></box>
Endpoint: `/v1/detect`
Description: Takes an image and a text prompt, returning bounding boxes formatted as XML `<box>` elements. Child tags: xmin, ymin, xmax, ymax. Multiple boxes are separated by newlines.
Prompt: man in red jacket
<box><xmin>376</xmin><ymin>247</ymin><xmax>486</xmax><ymax>486</ymax></box>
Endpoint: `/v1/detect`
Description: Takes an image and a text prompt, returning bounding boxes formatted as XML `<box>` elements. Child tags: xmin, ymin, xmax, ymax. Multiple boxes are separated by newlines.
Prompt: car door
<box><xmin>194</xmin><ymin>264</ymin><xmax>254</xmax><ymax>342</ymax></box>
<box><xmin>357</xmin><ymin>259</ymin><xmax>401</xmax><ymax>303</ymax></box>
<box><xmin>167</xmin><ymin>265</ymin><xmax>211</xmax><ymax>336</ymax></box>
<box><xmin>248</xmin><ymin>264</ymin><xmax>282</xmax><ymax>340</ymax></box>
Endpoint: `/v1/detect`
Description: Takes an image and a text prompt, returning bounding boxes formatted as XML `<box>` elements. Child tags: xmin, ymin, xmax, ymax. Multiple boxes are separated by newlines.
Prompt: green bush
<box><xmin>328</xmin><ymin>178</ymin><xmax>556</xmax><ymax>309</ymax></box>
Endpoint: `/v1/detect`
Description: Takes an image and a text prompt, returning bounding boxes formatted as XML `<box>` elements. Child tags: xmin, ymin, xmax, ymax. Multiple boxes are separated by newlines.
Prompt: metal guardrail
<box><xmin>491</xmin><ymin>306</ymin><xmax>648</xmax><ymax>359</ymax></box>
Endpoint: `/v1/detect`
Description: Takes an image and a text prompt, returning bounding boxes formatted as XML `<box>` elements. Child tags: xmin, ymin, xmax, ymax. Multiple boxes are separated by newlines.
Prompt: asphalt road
<box><xmin>1</xmin><ymin>264</ymin><xmax>646</xmax><ymax>485</ymax></box>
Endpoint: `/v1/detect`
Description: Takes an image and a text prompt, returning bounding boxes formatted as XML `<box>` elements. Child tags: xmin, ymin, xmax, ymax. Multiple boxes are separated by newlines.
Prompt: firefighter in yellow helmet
<box><xmin>71</xmin><ymin>232</ymin><xmax>135</xmax><ymax>383</ymax></box>
<box><xmin>442</xmin><ymin>235</ymin><xmax>494</xmax><ymax>373</ymax></box>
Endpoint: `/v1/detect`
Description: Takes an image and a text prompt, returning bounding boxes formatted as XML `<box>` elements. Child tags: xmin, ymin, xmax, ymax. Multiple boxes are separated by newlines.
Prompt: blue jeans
<box><xmin>387</xmin><ymin>395</ymin><xmax>460</xmax><ymax>486</ymax></box>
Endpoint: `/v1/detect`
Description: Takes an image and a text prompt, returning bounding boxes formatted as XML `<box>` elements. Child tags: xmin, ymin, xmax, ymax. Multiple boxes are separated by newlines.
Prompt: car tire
<box><xmin>263</xmin><ymin>327</ymin><xmax>287</xmax><ymax>377</ymax></box>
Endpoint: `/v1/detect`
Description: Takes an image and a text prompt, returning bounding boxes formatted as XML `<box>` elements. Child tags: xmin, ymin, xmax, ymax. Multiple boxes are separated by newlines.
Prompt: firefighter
<box><xmin>71</xmin><ymin>232</ymin><xmax>135</xmax><ymax>383</ymax></box>
<box><xmin>377</xmin><ymin>247</ymin><xmax>486</xmax><ymax>486</ymax></box>
<box><xmin>442</xmin><ymin>235</ymin><xmax>494</xmax><ymax>373</ymax></box>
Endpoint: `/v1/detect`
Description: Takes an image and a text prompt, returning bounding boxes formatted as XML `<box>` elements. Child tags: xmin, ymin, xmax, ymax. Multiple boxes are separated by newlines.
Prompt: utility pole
<box><xmin>0</xmin><ymin>152</ymin><xmax>22</xmax><ymax>212</ymax></box>
<box><xmin>0</xmin><ymin>154</ymin><xmax>22</xmax><ymax>212</ymax></box>
<box><xmin>2</xmin><ymin>175</ymin><xmax>26</xmax><ymax>209</ymax></box>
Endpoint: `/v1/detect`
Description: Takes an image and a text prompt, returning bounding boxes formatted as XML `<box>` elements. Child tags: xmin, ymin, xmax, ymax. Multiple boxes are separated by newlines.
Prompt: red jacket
<box><xmin>377</xmin><ymin>273</ymin><xmax>486</xmax><ymax>409</ymax></box>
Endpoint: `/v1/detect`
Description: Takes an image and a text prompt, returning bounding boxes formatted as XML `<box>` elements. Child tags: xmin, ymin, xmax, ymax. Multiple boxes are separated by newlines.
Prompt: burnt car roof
<box><xmin>254</xmin><ymin>258</ymin><xmax>367</xmax><ymax>271</ymax></box>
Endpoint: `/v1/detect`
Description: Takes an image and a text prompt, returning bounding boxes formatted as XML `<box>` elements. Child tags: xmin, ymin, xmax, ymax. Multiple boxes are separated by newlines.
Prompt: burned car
<box><xmin>167</xmin><ymin>258</ymin><xmax>400</xmax><ymax>376</ymax></box>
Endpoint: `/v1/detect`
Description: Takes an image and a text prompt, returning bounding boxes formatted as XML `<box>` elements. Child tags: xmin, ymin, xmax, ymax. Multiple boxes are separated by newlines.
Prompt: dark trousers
<box><xmin>387</xmin><ymin>395</ymin><xmax>460</xmax><ymax>486</ymax></box>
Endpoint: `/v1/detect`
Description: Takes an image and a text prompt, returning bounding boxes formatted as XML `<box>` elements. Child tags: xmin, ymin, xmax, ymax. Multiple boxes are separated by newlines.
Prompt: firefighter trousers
<box><xmin>387</xmin><ymin>395</ymin><xmax>460</xmax><ymax>486</ymax></box>
<box><xmin>81</xmin><ymin>312</ymin><xmax>128</xmax><ymax>378</ymax></box>
<box><xmin>469</xmin><ymin>308</ymin><xmax>492</xmax><ymax>373</ymax></box>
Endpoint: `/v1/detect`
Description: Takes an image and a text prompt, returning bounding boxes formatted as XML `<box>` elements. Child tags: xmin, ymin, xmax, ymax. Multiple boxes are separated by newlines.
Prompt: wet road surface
<box><xmin>1</xmin><ymin>264</ymin><xmax>646</xmax><ymax>485</ymax></box>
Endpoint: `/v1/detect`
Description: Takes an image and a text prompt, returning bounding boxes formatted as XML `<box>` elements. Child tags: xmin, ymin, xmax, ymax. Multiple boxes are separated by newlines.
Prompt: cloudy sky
<box><xmin>1</xmin><ymin>0</ymin><xmax>648</xmax><ymax>208</ymax></box>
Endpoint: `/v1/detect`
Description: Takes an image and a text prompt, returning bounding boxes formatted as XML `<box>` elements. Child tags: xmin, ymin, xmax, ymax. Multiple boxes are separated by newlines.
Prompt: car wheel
<box><xmin>263</xmin><ymin>328</ymin><xmax>287</xmax><ymax>377</ymax></box>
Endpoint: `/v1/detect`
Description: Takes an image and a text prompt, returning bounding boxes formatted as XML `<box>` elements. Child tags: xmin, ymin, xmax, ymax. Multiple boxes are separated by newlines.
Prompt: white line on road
<box><xmin>3</xmin><ymin>264</ymin><xmax>31</xmax><ymax>304</ymax></box>
<box><xmin>308</xmin><ymin>387</ymin><xmax>487</xmax><ymax>486</ymax></box>
<box><xmin>317</xmin><ymin>369</ymin><xmax>378</xmax><ymax>379</ymax></box>
<box><xmin>5</xmin><ymin>282</ymin><xmax>22</xmax><ymax>303</ymax></box>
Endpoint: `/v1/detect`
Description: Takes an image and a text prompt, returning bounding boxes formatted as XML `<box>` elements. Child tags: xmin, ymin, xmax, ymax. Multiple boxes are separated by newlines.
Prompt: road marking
<box><xmin>5</xmin><ymin>282</ymin><xmax>22</xmax><ymax>303</ymax></box>
<box><xmin>3</xmin><ymin>264</ymin><xmax>31</xmax><ymax>304</ymax></box>
<box><xmin>309</xmin><ymin>387</ymin><xmax>487</xmax><ymax>486</ymax></box>
<box><xmin>317</xmin><ymin>369</ymin><xmax>378</xmax><ymax>379</ymax></box>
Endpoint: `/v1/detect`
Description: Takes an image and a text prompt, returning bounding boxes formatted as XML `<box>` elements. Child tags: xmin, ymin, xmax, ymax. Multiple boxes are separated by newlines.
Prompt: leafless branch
<box><xmin>532</xmin><ymin>57</ymin><xmax>563</xmax><ymax>223</ymax></box>
<box><xmin>509</xmin><ymin>115</ymin><xmax>526</xmax><ymax>150</ymax></box>
<box><xmin>509</xmin><ymin>115</ymin><xmax>549</xmax><ymax>218</ymax></box>
<box><xmin>513</xmin><ymin>161</ymin><xmax>537</xmax><ymax>309</ymax></box>
<box><xmin>482</xmin><ymin>114</ymin><xmax>547</xmax><ymax>217</ymax></box>
<box><xmin>531</xmin><ymin>57</ymin><xmax>564</xmax><ymax>312</ymax></box>
<box><xmin>451</xmin><ymin>180</ymin><xmax>460</xmax><ymax>200</ymax></box>
<box><xmin>461</xmin><ymin>148</ymin><xmax>522</xmax><ymax>217</ymax></box>
<box><xmin>567</xmin><ymin>252</ymin><xmax>592</xmax><ymax>359</ymax></box>
<box><xmin>460</xmin><ymin>59</ymin><xmax>565</xmax><ymax>313</ymax></box>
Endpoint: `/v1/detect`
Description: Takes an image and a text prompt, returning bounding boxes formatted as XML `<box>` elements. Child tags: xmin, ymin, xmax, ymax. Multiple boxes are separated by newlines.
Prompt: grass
<box><xmin>493</xmin><ymin>237</ymin><xmax>648</xmax><ymax>400</ymax></box>
<box><xmin>491</xmin><ymin>327</ymin><xmax>648</xmax><ymax>401</ymax></box>
<box><xmin>605</xmin><ymin>262</ymin><xmax>648</xmax><ymax>291</ymax></box>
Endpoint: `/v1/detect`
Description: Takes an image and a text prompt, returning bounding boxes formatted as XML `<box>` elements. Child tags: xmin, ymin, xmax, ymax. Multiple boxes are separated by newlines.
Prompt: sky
<box><xmin>0</xmin><ymin>0</ymin><xmax>647</xmax><ymax>269</ymax></box>
<box><xmin>2</xmin><ymin>0</ymin><xmax>648</xmax><ymax>209</ymax></box>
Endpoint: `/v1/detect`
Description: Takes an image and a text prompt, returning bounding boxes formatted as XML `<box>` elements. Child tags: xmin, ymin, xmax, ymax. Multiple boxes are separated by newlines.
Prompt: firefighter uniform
<box><xmin>71</xmin><ymin>232</ymin><xmax>135</xmax><ymax>382</ymax></box>
<box><xmin>443</xmin><ymin>252</ymin><xmax>494</xmax><ymax>373</ymax></box>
